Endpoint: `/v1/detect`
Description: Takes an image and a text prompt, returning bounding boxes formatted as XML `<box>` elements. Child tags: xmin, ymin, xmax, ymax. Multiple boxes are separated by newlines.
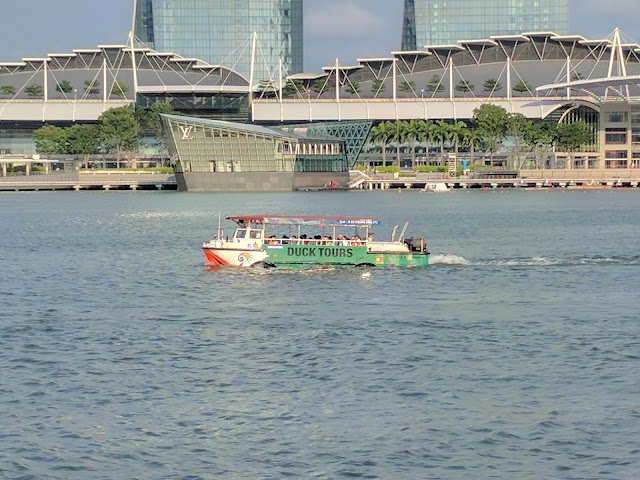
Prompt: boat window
<box><xmin>249</xmin><ymin>230</ymin><xmax>262</xmax><ymax>239</ymax></box>
<box><xmin>234</xmin><ymin>229</ymin><xmax>247</xmax><ymax>239</ymax></box>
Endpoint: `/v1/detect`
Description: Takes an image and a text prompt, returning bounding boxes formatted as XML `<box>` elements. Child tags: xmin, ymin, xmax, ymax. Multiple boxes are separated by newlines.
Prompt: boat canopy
<box><xmin>227</xmin><ymin>215</ymin><xmax>380</xmax><ymax>227</ymax></box>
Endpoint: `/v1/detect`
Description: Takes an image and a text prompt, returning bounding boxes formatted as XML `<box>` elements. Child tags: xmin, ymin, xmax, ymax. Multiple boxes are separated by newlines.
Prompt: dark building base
<box><xmin>176</xmin><ymin>172</ymin><xmax>351</xmax><ymax>192</ymax></box>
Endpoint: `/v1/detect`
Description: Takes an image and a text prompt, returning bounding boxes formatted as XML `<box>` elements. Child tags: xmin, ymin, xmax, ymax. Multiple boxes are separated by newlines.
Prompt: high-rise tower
<box><xmin>402</xmin><ymin>0</ymin><xmax>569</xmax><ymax>49</ymax></box>
<box><xmin>134</xmin><ymin>0</ymin><xmax>303</xmax><ymax>83</ymax></box>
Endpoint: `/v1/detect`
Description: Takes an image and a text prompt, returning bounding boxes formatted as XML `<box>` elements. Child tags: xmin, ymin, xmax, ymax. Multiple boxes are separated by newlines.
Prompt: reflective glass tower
<box><xmin>402</xmin><ymin>0</ymin><xmax>569</xmax><ymax>50</ymax></box>
<box><xmin>134</xmin><ymin>0</ymin><xmax>303</xmax><ymax>83</ymax></box>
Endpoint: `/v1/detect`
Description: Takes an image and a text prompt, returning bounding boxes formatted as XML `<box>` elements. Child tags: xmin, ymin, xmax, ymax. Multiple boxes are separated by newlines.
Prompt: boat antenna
<box><xmin>217</xmin><ymin>212</ymin><xmax>222</xmax><ymax>239</ymax></box>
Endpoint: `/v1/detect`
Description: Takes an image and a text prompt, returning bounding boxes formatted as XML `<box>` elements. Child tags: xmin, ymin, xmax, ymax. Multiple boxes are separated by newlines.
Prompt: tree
<box><xmin>400</xmin><ymin>119</ymin><xmax>422</xmax><ymax>168</ymax></box>
<box><xmin>433</xmin><ymin>120</ymin><xmax>452</xmax><ymax>165</ymax></box>
<box><xmin>455</xmin><ymin>79</ymin><xmax>475</xmax><ymax>97</ymax></box>
<box><xmin>135</xmin><ymin>101</ymin><xmax>175</xmax><ymax>138</ymax></box>
<box><xmin>311</xmin><ymin>78</ymin><xmax>328</xmax><ymax>95</ymax></box>
<box><xmin>256</xmin><ymin>80</ymin><xmax>277</xmax><ymax>99</ymax></box>
<box><xmin>66</xmin><ymin>124</ymin><xmax>100</xmax><ymax>168</ymax></box>
<box><xmin>399</xmin><ymin>80</ymin><xmax>415</xmax><ymax>96</ymax></box>
<box><xmin>418</xmin><ymin>120</ymin><xmax>438</xmax><ymax>164</ymax></box>
<box><xmin>0</xmin><ymin>85</ymin><xmax>16</xmax><ymax>96</ymax></box>
<box><xmin>513</xmin><ymin>79</ymin><xmax>532</xmax><ymax>96</ymax></box>
<box><xmin>389</xmin><ymin>121</ymin><xmax>404</xmax><ymax>168</ymax></box>
<box><xmin>425</xmin><ymin>75</ymin><xmax>444</xmax><ymax>95</ymax></box>
<box><xmin>84</xmin><ymin>79</ymin><xmax>100</xmax><ymax>96</ymax></box>
<box><xmin>462</xmin><ymin>129</ymin><xmax>483</xmax><ymax>166</ymax></box>
<box><xmin>369</xmin><ymin>121</ymin><xmax>395</xmax><ymax>167</ymax></box>
<box><xmin>509</xmin><ymin>113</ymin><xmax>534</xmax><ymax>169</ymax></box>
<box><xmin>483</xmin><ymin>78</ymin><xmax>502</xmax><ymax>95</ymax></box>
<box><xmin>283</xmin><ymin>79</ymin><xmax>304</xmax><ymax>97</ymax></box>
<box><xmin>25</xmin><ymin>84</ymin><xmax>44</xmax><ymax>97</ymax></box>
<box><xmin>473</xmin><ymin>104</ymin><xmax>511</xmax><ymax>165</ymax></box>
<box><xmin>135</xmin><ymin>101</ymin><xmax>175</xmax><ymax>164</ymax></box>
<box><xmin>555</xmin><ymin>121</ymin><xmax>594</xmax><ymax>167</ymax></box>
<box><xmin>32</xmin><ymin>125</ymin><xmax>67</xmax><ymax>155</ymax></box>
<box><xmin>110</xmin><ymin>80</ymin><xmax>130</xmax><ymax>97</ymax></box>
<box><xmin>99</xmin><ymin>106</ymin><xmax>139</xmax><ymax>167</ymax></box>
<box><xmin>448</xmin><ymin>121</ymin><xmax>468</xmax><ymax>160</ymax></box>
<box><xmin>345</xmin><ymin>80</ymin><xmax>361</xmax><ymax>96</ymax></box>
<box><xmin>55</xmin><ymin>80</ymin><xmax>73</xmax><ymax>95</ymax></box>
<box><xmin>371</xmin><ymin>79</ymin><xmax>386</xmax><ymax>96</ymax></box>
<box><xmin>524</xmin><ymin>122</ymin><xmax>556</xmax><ymax>169</ymax></box>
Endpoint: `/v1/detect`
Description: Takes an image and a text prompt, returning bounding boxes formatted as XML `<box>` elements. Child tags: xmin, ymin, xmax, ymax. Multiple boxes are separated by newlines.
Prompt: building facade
<box><xmin>402</xmin><ymin>0</ymin><xmax>568</xmax><ymax>49</ymax></box>
<box><xmin>161</xmin><ymin>114</ymin><xmax>372</xmax><ymax>191</ymax></box>
<box><xmin>134</xmin><ymin>0</ymin><xmax>303</xmax><ymax>84</ymax></box>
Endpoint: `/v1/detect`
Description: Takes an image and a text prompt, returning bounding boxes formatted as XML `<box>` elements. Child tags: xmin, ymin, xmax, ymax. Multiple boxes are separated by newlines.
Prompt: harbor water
<box><xmin>1</xmin><ymin>189</ymin><xmax>639</xmax><ymax>479</ymax></box>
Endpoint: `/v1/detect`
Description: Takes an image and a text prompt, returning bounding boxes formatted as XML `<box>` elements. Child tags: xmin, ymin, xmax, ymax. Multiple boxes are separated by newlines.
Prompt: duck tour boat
<box><xmin>202</xmin><ymin>215</ymin><xmax>429</xmax><ymax>268</ymax></box>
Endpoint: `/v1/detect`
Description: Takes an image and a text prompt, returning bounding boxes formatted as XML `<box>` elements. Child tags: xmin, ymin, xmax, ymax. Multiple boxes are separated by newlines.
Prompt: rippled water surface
<box><xmin>1</xmin><ymin>189</ymin><xmax>640</xmax><ymax>479</ymax></box>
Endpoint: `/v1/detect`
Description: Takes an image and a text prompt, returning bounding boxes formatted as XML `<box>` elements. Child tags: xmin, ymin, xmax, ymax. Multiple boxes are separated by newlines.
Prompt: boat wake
<box><xmin>430</xmin><ymin>254</ymin><xmax>640</xmax><ymax>267</ymax></box>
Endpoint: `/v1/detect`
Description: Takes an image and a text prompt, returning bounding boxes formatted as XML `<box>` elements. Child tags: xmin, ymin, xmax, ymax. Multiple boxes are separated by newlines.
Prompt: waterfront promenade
<box><xmin>2</xmin><ymin>169</ymin><xmax>640</xmax><ymax>192</ymax></box>
<box><xmin>351</xmin><ymin>169</ymin><xmax>640</xmax><ymax>191</ymax></box>
<box><xmin>0</xmin><ymin>171</ymin><xmax>177</xmax><ymax>192</ymax></box>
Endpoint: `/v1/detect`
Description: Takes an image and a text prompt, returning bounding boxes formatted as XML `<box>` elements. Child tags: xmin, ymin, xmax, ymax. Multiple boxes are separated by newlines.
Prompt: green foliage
<box><xmin>283</xmin><ymin>79</ymin><xmax>305</xmax><ymax>96</ymax></box>
<box><xmin>99</xmin><ymin>106</ymin><xmax>139</xmax><ymax>160</ymax></box>
<box><xmin>256</xmin><ymin>80</ymin><xmax>277</xmax><ymax>98</ymax></box>
<box><xmin>455</xmin><ymin>79</ymin><xmax>475</xmax><ymax>96</ymax></box>
<box><xmin>55</xmin><ymin>80</ymin><xmax>73</xmax><ymax>94</ymax></box>
<box><xmin>66</xmin><ymin>124</ymin><xmax>100</xmax><ymax>160</ymax></box>
<box><xmin>84</xmin><ymin>79</ymin><xmax>100</xmax><ymax>95</ymax></box>
<box><xmin>135</xmin><ymin>101</ymin><xmax>174</xmax><ymax>137</ymax></box>
<box><xmin>473</xmin><ymin>104</ymin><xmax>511</xmax><ymax>158</ymax></box>
<box><xmin>513</xmin><ymin>79</ymin><xmax>532</xmax><ymax>96</ymax></box>
<box><xmin>110</xmin><ymin>80</ymin><xmax>130</xmax><ymax>97</ymax></box>
<box><xmin>0</xmin><ymin>85</ymin><xmax>16</xmax><ymax>96</ymax></box>
<box><xmin>374</xmin><ymin>166</ymin><xmax>400</xmax><ymax>173</ymax></box>
<box><xmin>415</xmin><ymin>165</ymin><xmax>448</xmax><ymax>172</ymax></box>
<box><xmin>483</xmin><ymin>78</ymin><xmax>502</xmax><ymax>95</ymax></box>
<box><xmin>25</xmin><ymin>84</ymin><xmax>43</xmax><ymax>97</ymax></box>
<box><xmin>425</xmin><ymin>75</ymin><xmax>444</xmax><ymax>94</ymax></box>
<box><xmin>311</xmin><ymin>78</ymin><xmax>328</xmax><ymax>94</ymax></box>
<box><xmin>399</xmin><ymin>80</ymin><xmax>415</xmax><ymax>94</ymax></box>
<box><xmin>345</xmin><ymin>80</ymin><xmax>361</xmax><ymax>96</ymax></box>
<box><xmin>371</xmin><ymin>79</ymin><xmax>386</xmax><ymax>96</ymax></box>
<box><xmin>33</xmin><ymin>125</ymin><xmax>67</xmax><ymax>154</ymax></box>
<box><xmin>555</xmin><ymin>121</ymin><xmax>594</xmax><ymax>153</ymax></box>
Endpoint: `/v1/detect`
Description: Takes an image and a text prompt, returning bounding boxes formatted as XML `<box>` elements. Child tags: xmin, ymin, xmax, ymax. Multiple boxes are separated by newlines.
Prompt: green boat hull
<box><xmin>263</xmin><ymin>244</ymin><xmax>429</xmax><ymax>268</ymax></box>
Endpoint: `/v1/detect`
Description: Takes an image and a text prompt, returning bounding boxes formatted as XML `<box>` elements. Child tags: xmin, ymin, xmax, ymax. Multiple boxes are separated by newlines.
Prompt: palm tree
<box><xmin>462</xmin><ymin>129</ymin><xmax>482</xmax><ymax>166</ymax></box>
<box><xmin>401</xmin><ymin>119</ymin><xmax>422</xmax><ymax>169</ymax></box>
<box><xmin>448</xmin><ymin>121</ymin><xmax>468</xmax><ymax>159</ymax></box>
<box><xmin>369</xmin><ymin>122</ymin><xmax>394</xmax><ymax>167</ymax></box>
<box><xmin>433</xmin><ymin>120</ymin><xmax>452</xmax><ymax>166</ymax></box>
<box><xmin>418</xmin><ymin>121</ymin><xmax>438</xmax><ymax>165</ymax></box>
<box><xmin>390</xmin><ymin>121</ymin><xmax>404</xmax><ymax>168</ymax></box>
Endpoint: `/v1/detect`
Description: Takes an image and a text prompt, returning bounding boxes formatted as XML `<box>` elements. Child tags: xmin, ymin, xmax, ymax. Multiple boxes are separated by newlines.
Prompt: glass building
<box><xmin>134</xmin><ymin>0</ymin><xmax>303</xmax><ymax>84</ymax></box>
<box><xmin>402</xmin><ymin>0</ymin><xmax>569</xmax><ymax>50</ymax></box>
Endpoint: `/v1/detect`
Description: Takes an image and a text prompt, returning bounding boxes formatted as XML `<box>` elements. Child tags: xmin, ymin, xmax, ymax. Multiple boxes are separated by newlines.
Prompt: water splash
<box><xmin>430</xmin><ymin>255</ymin><xmax>640</xmax><ymax>267</ymax></box>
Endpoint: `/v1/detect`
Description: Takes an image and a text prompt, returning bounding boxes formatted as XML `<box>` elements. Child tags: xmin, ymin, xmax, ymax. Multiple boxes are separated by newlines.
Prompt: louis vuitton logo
<box><xmin>179</xmin><ymin>125</ymin><xmax>194</xmax><ymax>140</ymax></box>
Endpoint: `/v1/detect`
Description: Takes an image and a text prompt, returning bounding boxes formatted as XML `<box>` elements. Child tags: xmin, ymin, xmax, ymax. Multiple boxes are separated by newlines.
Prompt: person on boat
<box><xmin>268</xmin><ymin>235</ymin><xmax>280</xmax><ymax>245</ymax></box>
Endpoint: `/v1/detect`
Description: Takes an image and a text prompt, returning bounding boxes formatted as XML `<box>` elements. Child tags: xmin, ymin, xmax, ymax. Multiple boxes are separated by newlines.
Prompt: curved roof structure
<box><xmin>0</xmin><ymin>43</ymin><xmax>250</xmax><ymax>123</ymax></box>
<box><xmin>275</xmin><ymin>29</ymin><xmax>640</xmax><ymax>103</ymax></box>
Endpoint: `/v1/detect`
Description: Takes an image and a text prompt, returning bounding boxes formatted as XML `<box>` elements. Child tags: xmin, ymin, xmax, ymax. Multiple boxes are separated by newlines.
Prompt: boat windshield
<box><xmin>233</xmin><ymin>229</ymin><xmax>263</xmax><ymax>240</ymax></box>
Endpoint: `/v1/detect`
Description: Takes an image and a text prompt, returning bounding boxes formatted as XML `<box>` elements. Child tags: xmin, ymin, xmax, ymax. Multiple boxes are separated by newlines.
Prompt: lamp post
<box><xmin>72</xmin><ymin>89</ymin><xmax>78</xmax><ymax>122</ymax></box>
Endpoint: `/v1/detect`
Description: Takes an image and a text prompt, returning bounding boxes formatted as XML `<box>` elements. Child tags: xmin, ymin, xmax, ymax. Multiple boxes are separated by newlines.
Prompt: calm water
<box><xmin>1</xmin><ymin>189</ymin><xmax>639</xmax><ymax>479</ymax></box>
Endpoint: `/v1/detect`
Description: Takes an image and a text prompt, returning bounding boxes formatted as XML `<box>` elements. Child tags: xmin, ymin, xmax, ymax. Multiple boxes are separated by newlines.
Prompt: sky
<box><xmin>0</xmin><ymin>0</ymin><xmax>639</xmax><ymax>72</ymax></box>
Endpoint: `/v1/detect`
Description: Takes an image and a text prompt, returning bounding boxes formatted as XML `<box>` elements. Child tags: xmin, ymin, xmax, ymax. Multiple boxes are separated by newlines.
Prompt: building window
<box><xmin>632</xmin><ymin>128</ymin><xmax>640</xmax><ymax>143</ymax></box>
<box><xmin>605</xmin><ymin>128</ymin><xmax>627</xmax><ymax>144</ymax></box>
<box><xmin>608</xmin><ymin>112</ymin><xmax>627</xmax><ymax>123</ymax></box>
<box><xmin>604</xmin><ymin>150</ymin><xmax>627</xmax><ymax>159</ymax></box>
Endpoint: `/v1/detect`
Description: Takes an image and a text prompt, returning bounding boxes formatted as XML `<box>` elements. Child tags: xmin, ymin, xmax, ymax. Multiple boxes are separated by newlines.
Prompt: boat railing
<box><xmin>265</xmin><ymin>237</ymin><xmax>367</xmax><ymax>247</ymax></box>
